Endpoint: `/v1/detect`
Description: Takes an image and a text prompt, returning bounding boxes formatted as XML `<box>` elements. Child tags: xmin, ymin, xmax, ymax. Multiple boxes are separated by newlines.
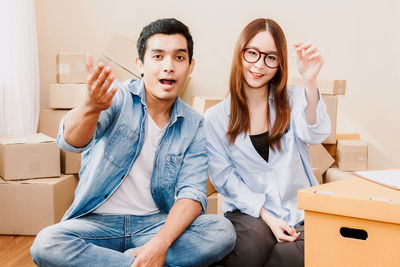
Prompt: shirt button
<box><xmin>153</xmin><ymin>189</ymin><xmax>157</xmax><ymax>193</ymax></box>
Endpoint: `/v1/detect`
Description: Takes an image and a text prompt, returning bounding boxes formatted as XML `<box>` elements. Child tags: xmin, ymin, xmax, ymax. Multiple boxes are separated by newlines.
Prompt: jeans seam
<box><xmin>125</xmin><ymin>215</ymin><xmax>130</xmax><ymax>251</ymax></box>
<box><xmin>79</xmin><ymin>235</ymin><xmax>127</xmax><ymax>240</ymax></box>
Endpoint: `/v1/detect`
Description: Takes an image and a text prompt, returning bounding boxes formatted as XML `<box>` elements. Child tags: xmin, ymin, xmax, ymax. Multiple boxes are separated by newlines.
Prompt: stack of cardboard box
<box><xmin>40</xmin><ymin>52</ymin><xmax>88</xmax><ymax>174</ymax></box>
<box><xmin>291</xmin><ymin>78</ymin><xmax>369</xmax><ymax>183</ymax></box>
<box><xmin>290</xmin><ymin>77</ymin><xmax>347</xmax><ymax>183</ymax></box>
<box><xmin>0</xmin><ymin>133</ymin><xmax>78</xmax><ymax>235</ymax></box>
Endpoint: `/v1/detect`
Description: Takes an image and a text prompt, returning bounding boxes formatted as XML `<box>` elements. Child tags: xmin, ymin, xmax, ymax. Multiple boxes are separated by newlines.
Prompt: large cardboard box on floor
<box><xmin>337</xmin><ymin>139</ymin><xmax>368</xmax><ymax>171</ymax></box>
<box><xmin>56</xmin><ymin>52</ymin><xmax>87</xmax><ymax>84</ymax></box>
<box><xmin>0</xmin><ymin>174</ymin><xmax>78</xmax><ymax>235</ymax></box>
<box><xmin>206</xmin><ymin>192</ymin><xmax>224</xmax><ymax>216</ymax></box>
<box><xmin>298</xmin><ymin>176</ymin><xmax>400</xmax><ymax>267</ymax></box>
<box><xmin>49</xmin><ymin>84</ymin><xmax>86</xmax><ymax>109</ymax></box>
<box><xmin>0</xmin><ymin>134</ymin><xmax>60</xmax><ymax>180</ymax></box>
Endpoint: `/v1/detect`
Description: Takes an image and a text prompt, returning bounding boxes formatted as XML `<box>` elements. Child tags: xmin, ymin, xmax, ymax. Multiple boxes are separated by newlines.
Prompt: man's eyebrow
<box><xmin>150</xmin><ymin>49</ymin><xmax>164</xmax><ymax>53</ymax></box>
<box><xmin>149</xmin><ymin>48</ymin><xmax>188</xmax><ymax>53</ymax></box>
<box><xmin>175</xmin><ymin>48</ymin><xmax>188</xmax><ymax>53</ymax></box>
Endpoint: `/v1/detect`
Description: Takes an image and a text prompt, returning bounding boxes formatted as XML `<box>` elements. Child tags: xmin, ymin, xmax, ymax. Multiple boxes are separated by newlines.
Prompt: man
<box><xmin>31</xmin><ymin>18</ymin><xmax>235</xmax><ymax>267</ymax></box>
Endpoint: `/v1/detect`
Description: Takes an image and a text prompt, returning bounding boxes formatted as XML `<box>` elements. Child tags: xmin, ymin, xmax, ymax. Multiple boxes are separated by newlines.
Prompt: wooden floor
<box><xmin>0</xmin><ymin>236</ymin><xmax>36</xmax><ymax>267</ymax></box>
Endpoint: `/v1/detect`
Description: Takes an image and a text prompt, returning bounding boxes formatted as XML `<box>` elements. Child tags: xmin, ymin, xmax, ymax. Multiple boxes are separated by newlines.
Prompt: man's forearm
<box><xmin>153</xmin><ymin>199</ymin><xmax>202</xmax><ymax>249</ymax></box>
<box><xmin>63</xmin><ymin>105</ymin><xmax>101</xmax><ymax>148</ymax></box>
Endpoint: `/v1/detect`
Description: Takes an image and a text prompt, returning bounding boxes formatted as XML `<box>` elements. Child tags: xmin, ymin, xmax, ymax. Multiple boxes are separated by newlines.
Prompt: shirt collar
<box><xmin>127</xmin><ymin>79</ymin><xmax>184</xmax><ymax>124</ymax></box>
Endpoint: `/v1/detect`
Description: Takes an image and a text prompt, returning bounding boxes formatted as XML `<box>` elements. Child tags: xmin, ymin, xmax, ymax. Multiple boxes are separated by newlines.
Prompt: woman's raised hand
<box><xmin>293</xmin><ymin>42</ymin><xmax>324</xmax><ymax>82</ymax></box>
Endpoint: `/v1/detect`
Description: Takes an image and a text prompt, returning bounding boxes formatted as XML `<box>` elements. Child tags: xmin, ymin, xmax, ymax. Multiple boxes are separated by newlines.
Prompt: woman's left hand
<box><xmin>293</xmin><ymin>42</ymin><xmax>324</xmax><ymax>82</ymax></box>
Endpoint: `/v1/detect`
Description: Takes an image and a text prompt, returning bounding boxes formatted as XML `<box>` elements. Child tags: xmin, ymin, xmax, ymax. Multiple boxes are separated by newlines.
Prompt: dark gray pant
<box><xmin>220</xmin><ymin>211</ymin><xmax>304</xmax><ymax>267</ymax></box>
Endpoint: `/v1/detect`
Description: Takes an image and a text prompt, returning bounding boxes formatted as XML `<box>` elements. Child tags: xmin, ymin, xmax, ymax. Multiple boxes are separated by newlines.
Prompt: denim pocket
<box><xmin>104</xmin><ymin>124</ymin><xmax>138</xmax><ymax>168</ymax></box>
<box><xmin>164</xmin><ymin>154</ymin><xmax>183</xmax><ymax>188</ymax></box>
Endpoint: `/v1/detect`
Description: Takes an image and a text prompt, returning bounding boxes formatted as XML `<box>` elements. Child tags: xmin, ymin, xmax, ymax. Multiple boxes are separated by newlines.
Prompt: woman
<box><xmin>204</xmin><ymin>18</ymin><xmax>330</xmax><ymax>267</ymax></box>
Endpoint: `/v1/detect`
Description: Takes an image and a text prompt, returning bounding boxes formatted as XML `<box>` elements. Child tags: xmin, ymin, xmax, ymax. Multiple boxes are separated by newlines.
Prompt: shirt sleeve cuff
<box><xmin>56</xmin><ymin>116</ymin><xmax>94</xmax><ymax>153</ymax></box>
<box><xmin>241</xmin><ymin>194</ymin><xmax>266</xmax><ymax>218</ymax></box>
<box><xmin>175</xmin><ymin>188</ymin><xmax>208</xmax><ymax>212</ymax></box>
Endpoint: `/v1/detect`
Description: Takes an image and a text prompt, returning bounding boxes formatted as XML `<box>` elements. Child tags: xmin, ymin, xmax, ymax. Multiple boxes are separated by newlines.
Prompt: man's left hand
<box><xmin>130</xmin><ymin>236</ymin><xmax>169</xmax><ymax>267</ymax></box>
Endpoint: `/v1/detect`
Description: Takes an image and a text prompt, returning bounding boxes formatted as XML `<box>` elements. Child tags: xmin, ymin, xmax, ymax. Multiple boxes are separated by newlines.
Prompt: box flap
<box><xmin>0</xmin><ymin>176</ymin><xmax>68</xmax><ymax>185</ymax></box>
<box><xmin>298</xmin><ymin>176</ymin><xmax>400</xmax><ymax>224</ymax></box>
<box><xmin>310</xmin><ymin>144</ymin><xmax>335</xmax><ymax>173</ymax></box>
<box><xmin>0</xmin><ymin>133</ymin><xmax>54</xmax><ymax>145</ymax></box>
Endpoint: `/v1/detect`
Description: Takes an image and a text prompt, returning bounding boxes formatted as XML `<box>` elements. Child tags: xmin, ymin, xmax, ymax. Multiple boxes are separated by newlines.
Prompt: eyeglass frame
<box><xmin>241</xmin><ymin>48</ymin><xmax>280</xmax><ymax>69</ymax></box>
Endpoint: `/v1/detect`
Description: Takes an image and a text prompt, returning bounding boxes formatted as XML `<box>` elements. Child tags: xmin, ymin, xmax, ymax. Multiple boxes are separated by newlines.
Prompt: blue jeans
<box><xmin>31</xmin><ymin>213</ymin><xmax>236</xmax><ymax>267</ymax></box>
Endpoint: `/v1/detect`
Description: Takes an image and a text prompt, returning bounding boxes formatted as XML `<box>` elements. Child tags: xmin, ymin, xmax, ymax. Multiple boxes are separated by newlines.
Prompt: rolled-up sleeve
<box><xmin>56</xmin><ymin>80</ymin><xmax>123</xmax><ymax>153</ymax></box>
<box><xmin>56</xmin><ymin>118</ymin><xmax>95</xmax><ymax>153</ymax></box>
<box><xmin>290</xmin><ymin>86</ymin><xmax>331</xmax><ymax>145</ymax></box>
<box><xmin>175</xmin><ymin>120</ymin><xmax>208</xmax><ymax>212</ymax></box>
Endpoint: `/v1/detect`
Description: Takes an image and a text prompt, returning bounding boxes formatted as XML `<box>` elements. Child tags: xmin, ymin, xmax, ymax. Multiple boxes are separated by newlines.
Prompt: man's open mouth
<box><xmin>159</xmin><ymin>79</ymin><xmax>176</xmax><ymax>85</ymax></box>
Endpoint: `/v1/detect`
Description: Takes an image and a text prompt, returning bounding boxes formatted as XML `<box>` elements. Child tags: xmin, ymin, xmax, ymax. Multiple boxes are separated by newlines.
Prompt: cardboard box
<box><xmin>61</xmin><ymin>150</ymin><xmax>81</xmax><ymax>174</ymax></box>
<box><xmin>38</xmin><ymin>109</ymin><xmax>69</xmax><ymax>138</ymax></box>
<box><xmin>322</xmin><ymin>133</ymin><xmax>362</xmax><ymax>160</ymax></box>
<box><xmin>206</xmin><ymin>176</ymin><xmax>216</xmax><ymax>196</ymax></box>
<box><xmin>324</xmin><ymin>167</ymin><xmax>354</xmax><ymax>183</ymax></box>
<box><xmin>206</xmin><ymin>192</ymin><xmax>224</xmax><ymax>216</ymax></box>
<box><xmin>310</xmin><ymin>144</ymin><xmax>335</xmax><ymax>175</ymax></box>
<box><xmin>321</xmin><ymin>94</ymin><xmax>338</xmax><ymax>144</ymax></box>
<box><xmin>0</xmin><ymin>134</ymin><xmax>60</xmax><ymax>180</ymax></box>
<box><xmin>298</xmin><ymin>176</ymin><xmax>400</xmax><ymax>267</ymax></box>
<box><xmin>99</xmin><ymin>55</ymin><xmax>140</xmax><ymax>82</ymax></box>
<box><xmin>49</xmin><ymin>84</ymin><xmax>86</xmax><ymax>109</ymax></box>
<box><xmin>56</xmin><ymin>53</ymin><xmax>87</xmax><ymax>84</ymax></box>
<box><xmin>190</xmin><ymin>96</ymin><xmax>224</xmax><ymax>115</ymax></box>
<box><xmin>337</xmin><ymin>139</ymin><xmax>368</xmax><ymax>171</ymax></box>
<box><xmin>291</xmin><ymin>77</ymin><xmax>346</xmax><ymax>95</ymax></box>
<box><xmin>337</xmin><ymin>133</ymin><xmax>361</xmax><ymax>140</ymax></box>
<box><xmin>0</xmin><ymin>174</ymin><xmax>78</xmax><ymax>235</ymax></box>
<box><xmin>103</xmin><ymin>33</ymin><xmax>140</xmax><ymax>78</ymax></box>
<box><xmin>312</xmin><ymin>168</ymin><xmax>323</xmax><ymax>184</ymax></box>
<box><xmin>38</xmin><ymin>109</ymin><xmax>82</xmax><ymax>174</ymax></box>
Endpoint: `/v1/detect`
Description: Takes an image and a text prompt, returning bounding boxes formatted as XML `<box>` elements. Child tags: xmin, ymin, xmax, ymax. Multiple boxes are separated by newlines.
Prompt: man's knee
<box><xmin>31</xmin><ymin>225</ymin><xmax>55</xmax><ymax>264</ymax></box>
<box><xmin>195</xmin><ymin>214</ymin><xmax>236</xmax><ymax>256</ymax></box>
<box><xmin>31</xmin><ymin>224</ymin><xmax>65</xmax><ymax>265</ymax></box>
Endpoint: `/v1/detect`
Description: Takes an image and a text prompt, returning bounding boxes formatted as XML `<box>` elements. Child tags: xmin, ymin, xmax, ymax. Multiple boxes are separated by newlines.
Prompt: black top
<box><xmin>250</xmin><ymin>131</ymin><xmax>269</xmax><ymax>163</ymax></box>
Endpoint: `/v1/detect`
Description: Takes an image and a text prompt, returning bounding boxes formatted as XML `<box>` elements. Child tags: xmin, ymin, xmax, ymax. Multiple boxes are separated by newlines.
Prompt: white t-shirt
<box><xmin>94</xmin><ymin>114</ymin><xmax>164</xmax><ymax>215</ymax></box>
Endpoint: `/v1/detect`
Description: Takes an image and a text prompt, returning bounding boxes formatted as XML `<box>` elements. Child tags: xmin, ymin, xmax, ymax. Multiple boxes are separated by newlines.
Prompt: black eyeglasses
<box><xmin>242</xmin><ymin>48</ymin><xmax>280</xmax><ymax>68</ymax></box>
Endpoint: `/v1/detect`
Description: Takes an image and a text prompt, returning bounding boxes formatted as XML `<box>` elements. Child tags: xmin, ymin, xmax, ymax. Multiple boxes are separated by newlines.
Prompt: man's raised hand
<box><xmin>84</xmin><ymin>54</ymin><xmax>117</xmax><ymax>113</ymax></box>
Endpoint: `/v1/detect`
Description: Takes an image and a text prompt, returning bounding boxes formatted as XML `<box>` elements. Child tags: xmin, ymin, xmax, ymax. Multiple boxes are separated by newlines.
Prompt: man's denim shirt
<box><xmin>57</xmin><ymin>79</ymin><xmax>208</xmax><ymax>221</ymax></box>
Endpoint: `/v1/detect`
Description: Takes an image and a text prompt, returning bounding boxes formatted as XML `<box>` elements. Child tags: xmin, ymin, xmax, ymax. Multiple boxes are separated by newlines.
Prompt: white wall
<box><xmin>35</xmin><ymin>0</ymin><xmax>400</xmax><ymax>168</ymax></box>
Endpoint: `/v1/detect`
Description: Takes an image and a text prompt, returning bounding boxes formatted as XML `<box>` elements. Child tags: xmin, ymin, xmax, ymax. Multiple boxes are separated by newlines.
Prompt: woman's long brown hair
<box><xmin>226</xmin><ymin>18</ymin><xmax>290</xmax><ymax>151</ymax></box>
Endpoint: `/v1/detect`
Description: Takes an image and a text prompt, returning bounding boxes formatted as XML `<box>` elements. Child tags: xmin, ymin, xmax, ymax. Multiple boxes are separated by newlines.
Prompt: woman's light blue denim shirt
<box><xmin>204</xmin><ymin>86</ymin><xmax>331</xmax><ymax>226</ymax></box>
<box><xmin>57</xmin><ymin>79</ymin><xmax>208</xmax><ymax>221</ymax></box>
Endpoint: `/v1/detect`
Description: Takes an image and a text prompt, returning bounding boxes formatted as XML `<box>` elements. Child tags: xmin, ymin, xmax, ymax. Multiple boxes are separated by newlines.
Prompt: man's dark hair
<box><xmin>137</xmin><ymin>18</ymin><xmax>194</xmax><ymax>64</ymax></box>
